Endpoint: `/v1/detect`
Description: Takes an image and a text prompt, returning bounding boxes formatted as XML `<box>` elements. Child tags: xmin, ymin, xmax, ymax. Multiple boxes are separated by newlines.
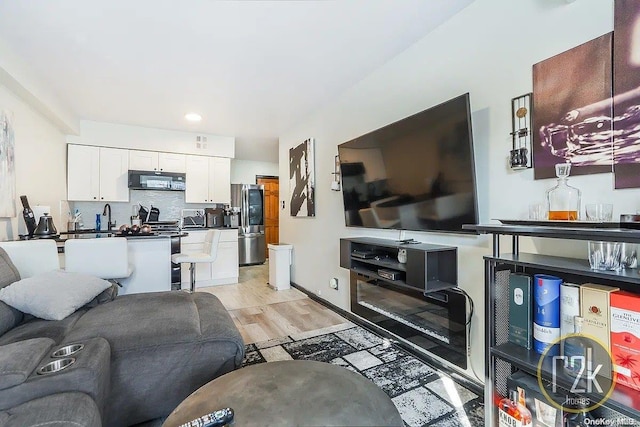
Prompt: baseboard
<box><xmin>290</xmin><ymin>281</ymin><xmax>484</xmax><ymax>397</ymax></box>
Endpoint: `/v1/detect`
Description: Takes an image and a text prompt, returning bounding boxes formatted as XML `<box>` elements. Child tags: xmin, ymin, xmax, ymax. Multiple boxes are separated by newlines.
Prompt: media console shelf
<box><xmin>339</xmin><ymin>237</ymin><xmax>457</xmax><ymax>293</ymax></box>
<box><xmin>464</xmin><ymin>224</ymin><xmax>640</xmax><ymax>425</ymax></box>
<box><xmin>340</xmin><ymin>237</ymin><xmax>470</xmax><ymax>371</ymax></box>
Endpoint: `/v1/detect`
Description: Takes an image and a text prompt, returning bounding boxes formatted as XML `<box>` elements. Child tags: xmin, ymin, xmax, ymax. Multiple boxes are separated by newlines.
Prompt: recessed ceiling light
<box><xmin>185</xmin><ymin>113</ymin><xmax>202</xmax><ymax>122</ymax></box>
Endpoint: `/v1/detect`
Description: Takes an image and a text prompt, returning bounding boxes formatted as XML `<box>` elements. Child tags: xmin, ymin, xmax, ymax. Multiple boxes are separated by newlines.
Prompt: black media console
<box><xmin>340</xmin><ymin>237</ymin><xmax>468</xmax><ymax>369</ymax></box>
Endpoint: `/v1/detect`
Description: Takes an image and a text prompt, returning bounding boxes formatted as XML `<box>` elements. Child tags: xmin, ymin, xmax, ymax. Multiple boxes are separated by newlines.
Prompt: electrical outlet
<box><xmin>329</xmin><ymin>278</ymin><xmax>338</xmax><ymax>290</ymax></box>
<box><xmin>317</xmin><ymin>289</ymin><xmax>322</xmax><ymax>296</ymax></box>
<box><xmin>281</xmin><ymin>201</ymin><xmax>285</xmax><ymax>210</ymax></box>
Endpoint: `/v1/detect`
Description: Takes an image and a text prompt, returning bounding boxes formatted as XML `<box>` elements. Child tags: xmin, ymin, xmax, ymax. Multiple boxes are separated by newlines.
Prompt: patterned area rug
<box><xmin>242</xmin><ymin>322</ymin><xmax>484</xmax><ymax>426</ymax></box>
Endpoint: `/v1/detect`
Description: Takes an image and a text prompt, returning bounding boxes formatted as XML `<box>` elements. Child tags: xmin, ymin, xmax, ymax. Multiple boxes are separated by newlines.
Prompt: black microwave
<box><xmin>128</xmin><ymin>170</ymin><xmax>186</xmax><ymax>191</ymax></box>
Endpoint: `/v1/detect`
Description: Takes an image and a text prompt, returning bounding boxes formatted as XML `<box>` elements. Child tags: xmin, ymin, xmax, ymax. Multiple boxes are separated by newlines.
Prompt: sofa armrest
<box><xmin>0</xmin><ymin>338</ymin><xmax>55</xmax><ymax>390</ymax></box>
<box><xmin>0</xmin><ymin>337</ymin><xmax>111</xmax><ymax>416</ymax></box>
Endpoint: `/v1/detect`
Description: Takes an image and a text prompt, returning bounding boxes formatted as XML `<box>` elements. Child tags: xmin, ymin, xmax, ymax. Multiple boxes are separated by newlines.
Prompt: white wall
<box><xmin>67</xmin><ymin>120</ymin><xmax>235</xmax><ymax>158</ymax></box>
<box><xmin>231</xmin><ymin>159</ymin><xmax>279</xmax><ymax>184</ymax></box>
<box><xmin>279</xmin><ymin>0</ymin><xmax>621</xmax><ymax>382</ymax></box>
<box><xmin>0</xmin><ymin>84</ymin><xmax>68</xmax><ymax>241</ymax></box>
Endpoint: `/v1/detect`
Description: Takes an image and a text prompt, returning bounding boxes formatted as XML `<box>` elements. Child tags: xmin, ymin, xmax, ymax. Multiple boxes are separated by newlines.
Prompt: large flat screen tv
<box><xmin>338</xmin><ymin>93</ymin><xmax>478</xmax><ymax>234</ymax></box>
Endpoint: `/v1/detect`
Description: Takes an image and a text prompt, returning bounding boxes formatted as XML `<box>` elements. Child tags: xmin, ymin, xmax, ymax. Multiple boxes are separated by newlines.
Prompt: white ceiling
<box><xmin>0</xmin><ymin>0</ymin><xmax>473</xmax><ymax>162</ymax></box>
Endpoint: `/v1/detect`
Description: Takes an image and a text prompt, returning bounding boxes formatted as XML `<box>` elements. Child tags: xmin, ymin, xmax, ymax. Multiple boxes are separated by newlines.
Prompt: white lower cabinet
<box><xmin>180</xmin><ymin>229</ymin><xmax>239</xmax><ymax>288</ymax></box>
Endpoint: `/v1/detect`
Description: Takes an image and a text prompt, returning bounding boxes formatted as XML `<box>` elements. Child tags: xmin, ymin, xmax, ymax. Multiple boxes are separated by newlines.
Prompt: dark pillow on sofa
<box><xmin>0</xmin><ymin>247</ymin><xmax>24</xmax><ymax>335</ymax></box>
<box><xmin>83</xmin><ymin>282</ymin><xmax>119</xmax><ymax>308</ymax></box>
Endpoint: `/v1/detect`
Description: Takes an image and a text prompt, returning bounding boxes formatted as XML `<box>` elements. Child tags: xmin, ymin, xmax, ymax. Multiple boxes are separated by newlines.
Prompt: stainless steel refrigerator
<box><xmin>231</xmin><ymin>184</ymin><xmax>266</xmax><ymax>265</ymax></box>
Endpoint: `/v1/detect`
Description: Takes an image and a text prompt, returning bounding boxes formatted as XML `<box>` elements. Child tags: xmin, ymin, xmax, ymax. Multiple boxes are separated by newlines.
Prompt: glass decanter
<box><xmin>546</xmin><ymin>163</ymin><xmax>580</xmax><ymax>221</ymax></box>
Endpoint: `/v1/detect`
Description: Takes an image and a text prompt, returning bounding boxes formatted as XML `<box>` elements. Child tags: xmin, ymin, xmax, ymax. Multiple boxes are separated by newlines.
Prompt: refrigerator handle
<box><xmin>242</xmin><ymin>187</ymin><xmax>250</xmax><ymax>231</ymax></box>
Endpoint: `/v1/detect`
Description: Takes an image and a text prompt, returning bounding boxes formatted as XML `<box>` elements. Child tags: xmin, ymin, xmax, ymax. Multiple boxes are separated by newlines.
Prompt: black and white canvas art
<box><xmin>289</xmin><ymin>138</ymin><xmax>315</xmax><ymax>217</ymax></box>
<box><xmin>0</xmin><ymin>110</ymin><xmax>16</xmax><ymax>218</ymax></box>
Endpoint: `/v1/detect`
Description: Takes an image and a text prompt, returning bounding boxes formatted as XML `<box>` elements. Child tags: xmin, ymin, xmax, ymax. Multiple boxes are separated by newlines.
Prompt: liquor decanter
<box><xmin>546</xmin><ymin>163</ymin><xmax>581</xmax><ymax>221</ymax></box>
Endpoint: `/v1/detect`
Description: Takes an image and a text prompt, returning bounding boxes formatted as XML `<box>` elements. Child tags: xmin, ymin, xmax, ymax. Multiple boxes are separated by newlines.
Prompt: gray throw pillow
<box><xmin>0</xmin><ymin>248</ymin><xmax>23</xmax><ymax>334</ymax></box>
<box><xmin>0</xmin><ymin>270</ymin><xmax>112</xmax><ymax>321</ymax></box>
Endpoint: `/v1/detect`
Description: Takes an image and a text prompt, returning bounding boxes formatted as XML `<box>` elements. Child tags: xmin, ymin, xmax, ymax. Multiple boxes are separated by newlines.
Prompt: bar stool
<box><xmin>64</xmin><ymin>238</ymin><xmax>133</xmax><ymax>282</ymax></box>
<box><xmin>171</xmin><ymin>229</ymin><xmax>221</xmax><ymax>292</ymax></box>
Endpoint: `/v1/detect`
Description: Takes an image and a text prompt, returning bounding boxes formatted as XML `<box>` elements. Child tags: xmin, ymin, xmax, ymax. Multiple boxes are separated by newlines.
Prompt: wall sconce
<box><xmin>509</xmin><ymin>93</ymin><xmax>533</xmax><ymax>170</ymax></box>
<box><xmin>331</xmin><ymin>154</ymin><xmax>341</xmax><ymax>191</ymax></box>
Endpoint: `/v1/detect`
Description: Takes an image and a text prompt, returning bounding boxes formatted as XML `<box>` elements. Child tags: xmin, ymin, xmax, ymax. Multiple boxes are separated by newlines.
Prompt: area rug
<box><xmin>242</xmin><ymin>323</ymin><xmax>484</xmax><ymax>427</ymax></box>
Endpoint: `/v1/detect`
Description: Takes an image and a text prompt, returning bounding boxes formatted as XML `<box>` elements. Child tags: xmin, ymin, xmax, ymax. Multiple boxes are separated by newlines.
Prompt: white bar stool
<box><xmin>64</xmin><ymin>237</ymin><xmax>133</xmax><ymax>281</ymax></box>
<box><xmin>171</xmin><ymin>229</ymin><xmax>221</xmax><ymax>292</ymax></box>
<box><xmin>0</xmin><ymin>240</ymin><xmax>60</xmax><ymax>278</ymax></box>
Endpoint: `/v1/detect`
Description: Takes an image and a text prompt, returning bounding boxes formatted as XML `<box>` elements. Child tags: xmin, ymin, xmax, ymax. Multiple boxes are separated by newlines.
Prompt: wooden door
<box><xmin>257</xmin><ymin>176</ymin><xmax>279</xmax><ymax>258</ymax></box>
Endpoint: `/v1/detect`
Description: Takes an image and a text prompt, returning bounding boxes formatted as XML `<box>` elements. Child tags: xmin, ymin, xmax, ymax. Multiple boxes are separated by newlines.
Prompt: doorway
<box><xmin>256</xmin><ymin>176</ymin><xmax>279</xmax><ymax>259</ymax></box>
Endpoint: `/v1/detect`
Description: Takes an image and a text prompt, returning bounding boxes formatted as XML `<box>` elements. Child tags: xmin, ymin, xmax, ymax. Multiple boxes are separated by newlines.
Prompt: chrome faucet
<box><xmin>102</xmin><ymin>204</ymin><xmax>116</xmax><ymax>231</ymax></box>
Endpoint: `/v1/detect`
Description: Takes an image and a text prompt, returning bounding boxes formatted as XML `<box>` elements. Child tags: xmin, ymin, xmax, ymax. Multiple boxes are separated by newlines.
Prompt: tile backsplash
<box><xmin>70</xmin><ymin>190</ymin><xmax>221</xmax><ymax>230</ymax></box>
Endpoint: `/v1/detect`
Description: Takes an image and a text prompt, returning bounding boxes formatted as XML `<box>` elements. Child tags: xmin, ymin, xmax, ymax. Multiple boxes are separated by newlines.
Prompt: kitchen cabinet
<box><xmin>179</xmin><ymin>228</ymin><xmax>239</xmax><ymax>287</ymax></box>
<box><xmin>464</xmin><ymin>224</ymin><xmax>640</xmax><ymax>425</ymax></box>
<box><xmin>129</xmin><ymin>150</ymin><xmax>186</xmax><ymax>173</ymax></box>
<box><xmin>67</xmin><ymin>145</ymin><xmax>129</xmax><ymax>202</ymax></box>
<box><xmin>185</xmin><ymin>155</ymin><xmax>231</xmax><ymax>204</ymax></box>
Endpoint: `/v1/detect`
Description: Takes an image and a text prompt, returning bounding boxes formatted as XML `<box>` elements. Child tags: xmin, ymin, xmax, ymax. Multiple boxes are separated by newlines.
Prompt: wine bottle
<box><xmin>20</xmin><ymin>195</ymin><xmax>37</xmax><ymax>237</ymax></box>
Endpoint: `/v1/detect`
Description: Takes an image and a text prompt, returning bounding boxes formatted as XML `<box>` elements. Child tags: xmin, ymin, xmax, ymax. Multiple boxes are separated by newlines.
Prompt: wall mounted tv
<box><xmin>338</xmin><ymin>93</ymin><xmax>479</xmax><ymax>234</ymax></box>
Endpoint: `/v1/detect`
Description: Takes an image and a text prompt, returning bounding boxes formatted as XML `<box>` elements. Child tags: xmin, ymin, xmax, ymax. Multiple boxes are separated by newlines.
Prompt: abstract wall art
<box><xmin>532</xmin><ymin>33</ymin><xmax>613</xmax><ymax>180</ymax></box>
<box><xmin>613</xmin><ymin>0</ymin><xmax>640</xmax><ymax>189</ymax></box>
<box><xmin>0</xmin><ymin>110</ymin><xmax>16</xmax><ymax>218</ymax></box>
<box><xmin>289</xmin><ymin>138</ymin><xmax>315</xmax><ymax>217</ymax></box>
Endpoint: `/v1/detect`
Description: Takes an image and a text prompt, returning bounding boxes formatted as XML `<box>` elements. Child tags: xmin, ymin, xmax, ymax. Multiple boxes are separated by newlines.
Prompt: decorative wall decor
<box><xmin>0</xmin><ymin>110</ymin><xmax>16</xmax><ymax>218</ymax></box>
<box><xmin>289</xmin><ymin>138</ymin><xmax>315</xmax><ymax>217</ymax></box>
<box><xmin>532</xmin><ymin>33</ymin><xmax>613</xmax><ymax>180</ymax></box>
<box><xmin>613</xmin><ymin>0</ymin><xmax>640</xmax><ymax>189</ymax></box>
<box><xmin>509</xmin><ymin>93</ymin><xmax>533</xmax><ymax>170</ymax></box>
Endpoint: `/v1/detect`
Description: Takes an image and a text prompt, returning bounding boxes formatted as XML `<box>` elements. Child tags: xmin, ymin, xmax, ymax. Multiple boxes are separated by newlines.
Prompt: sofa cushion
<box><xmin>0</xmin><ymin>392</ymin><xmax>101</xmax><ymax>427</ymax></box>
<box><xmin>65</xmin><ymin>291</ymin><xmax>245</xmax><ymax>426</ymax></box>
<box><xmin>0</xmin><ymin>248</ymin><xmax>23</xmax><ymax>336</ymax></box>
<box><xmin>0</xmin><ymin>338</ymin><xmax>55</xmax><ymax>390</ymax></box>
<box><xmin>0</xmin><ymin>310</ymin><xmax>87</xmax><ymax>347</ymax></box>
<box><xmin>0</xmin><ymin>270</ymin><xmax>112</xmax><ymax>321</ymax></box>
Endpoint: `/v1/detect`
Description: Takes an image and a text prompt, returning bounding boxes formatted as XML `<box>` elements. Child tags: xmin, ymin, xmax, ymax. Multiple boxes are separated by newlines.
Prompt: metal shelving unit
<box><xmin>464</xmin><ymin>224</ymin><xmax>640</xmax><ymax>425</ymax></box>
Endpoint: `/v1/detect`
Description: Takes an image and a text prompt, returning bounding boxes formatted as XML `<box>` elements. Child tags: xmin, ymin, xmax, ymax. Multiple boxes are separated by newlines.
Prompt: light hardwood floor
<box><xmin>200</xmin><ymin>264</ymin><xmax>350</xmax><ymax>344</ymax></box>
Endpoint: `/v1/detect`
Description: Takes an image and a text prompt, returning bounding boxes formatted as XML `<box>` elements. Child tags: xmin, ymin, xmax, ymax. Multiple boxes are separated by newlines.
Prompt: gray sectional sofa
<box><xmin>0</xmin><ymin>247</ymin><xmax>245</xmax><ymax>426</ymax></box>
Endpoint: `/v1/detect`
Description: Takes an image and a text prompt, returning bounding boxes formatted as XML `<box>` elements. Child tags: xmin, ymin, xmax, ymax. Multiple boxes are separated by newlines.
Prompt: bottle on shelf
<box><xmin>562</xmin><ymin>316</ymin><xmax>591</xmax><ymax>378</ymax></box>
<box><xmin>95</xmin><ymin>213</ymin><xmax>101</xmax><ymax>231</ymax></box>
<box><xmin>498</xmin><ymin>390</ymin><xmax>533</xmax><ymax>427</ymax></box>
<box><xmin>546</xmin><ymin>163</ymin><xmax>581</xmax><ymax>221</ymax></box>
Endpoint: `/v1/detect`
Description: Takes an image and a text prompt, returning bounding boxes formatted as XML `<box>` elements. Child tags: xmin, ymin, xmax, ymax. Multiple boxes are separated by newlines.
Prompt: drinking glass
<box><xmin>585</xmin><ymin>203</ymin><xmax>613</xmax><ymax>221</ymax></box>
<box><xmin>588</xmin><ymin>241</ymin><xmax>622</xmax><ymax>271</ymax></box>
<box><xmin>528</xmin><ymin>203</ymin><xmax>546</xmax><ymax>220</ymax></box>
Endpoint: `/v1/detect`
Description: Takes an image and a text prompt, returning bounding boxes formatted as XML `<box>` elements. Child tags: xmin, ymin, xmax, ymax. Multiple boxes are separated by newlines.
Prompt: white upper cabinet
<box><xmin>68</xmin><ymin>145</ymin><xmax>100</xmax><ymax>201</ymax></box>
<box><xmin>210</xmin><ymin>157</ymin><xmax>231</xmax><ymax>205</ymax></box>
<box><xmin>129</xmin><ymin>150</ymin><xmax>186</xmax><ymax>173</ymax></box>
<box><xmin>185</xmin><ymin>155</ymin><xmax>210</xmax><ymax>203</ymax></box>
<box><xmin>158</xmin><ymin>152</ymin><xmax>186</xmax><ymax>173</ymax></box>
<box><xmin>185</xmin><ymin>155</ymin><xmax>231</xmax><ymax>204</ymax></box>
<box><xmin>129</xmin><ymin>150</ymin><xmax>159</xmax><ymax>171</ymax></box>
<box><xmin>67</xmin><ymin>145</ymin><xmax>129</xmax><ymax>202</ymax></box>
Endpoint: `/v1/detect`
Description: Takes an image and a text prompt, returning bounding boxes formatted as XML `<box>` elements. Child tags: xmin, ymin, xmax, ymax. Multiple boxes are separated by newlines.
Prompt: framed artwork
<box><xmin>0</xmin><ymin>110</ymin><xmax>16</xmax><ymax>218</ymax></box>
<box><xmin>532</xmin><ymin>33</ymin><xmax>613</xmax><ymax>180</ymax></box>
<box><xmin>613</xmin><ymin>0</ymin><xmax>640</xmax><ymax>189</ymax></box>
<box><xmin>289</xmin><ymin>138</ymin><xmax>315</xmax><ymax>217</ymax></box>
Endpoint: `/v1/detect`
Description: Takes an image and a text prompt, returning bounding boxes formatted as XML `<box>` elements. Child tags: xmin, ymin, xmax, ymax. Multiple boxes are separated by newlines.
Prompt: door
<box><xmin>209</xmin><ymin>157</ymin><xmax>231</xmax><ymax>204</ymax></box>
<box><xmin>129</xmin><ymin>150</ymin><xmax>159</xmax><ymax>171</ymax></box>
<box><xmin>257</xmin><ymin>176</ymin><xmax>279</xmax><ymax>258</ymax></box>
<box><xmin>99</xmin><ymin>147</ymin><xmax>129</xmax><ymax>202</ymax></box>
<box><xmin>158</xmin><ymin>152</ymin><xmax>186</xmax><ymax>173</ymax></box>
<box><xmin>185</xmin><ymin>155</ymin><xmax>210</xmax><ymax>203</ymax></box>
<box><xmin>67</xmin><ymin>144</ymin><xmax>100</xmax><ymax>201</ymax></box>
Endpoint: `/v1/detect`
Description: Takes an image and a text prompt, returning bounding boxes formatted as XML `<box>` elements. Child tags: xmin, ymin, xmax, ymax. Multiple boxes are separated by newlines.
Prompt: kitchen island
<box><xmin>50</xmin><ymin>231</ymin><xmax>185</xmax><ymax>295</ymax></box>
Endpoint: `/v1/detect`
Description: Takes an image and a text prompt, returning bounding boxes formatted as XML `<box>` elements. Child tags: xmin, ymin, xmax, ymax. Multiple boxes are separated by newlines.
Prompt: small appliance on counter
<box><xmin>205</xmin><ymin>207</ymin><xmax>225</xmax><ymax>228</ymax></box>
<box><xmin>33</xmin><ymin>213</ymin><xmax>59</xmax><ymax>238</ymax></box>
<box><xmin>224</xmin><ymin>208</ymin><xmax>240</xmax><ymax>228</ymax></box>
<box><xmin>181</xmin><ymin>209</ymin><xmax>205</xmax><ymax>228</ymax></box>
<box><xmin>138</xmin><ymin>204</ymin><xmax>160</xmax><ymax>223</ymax></box>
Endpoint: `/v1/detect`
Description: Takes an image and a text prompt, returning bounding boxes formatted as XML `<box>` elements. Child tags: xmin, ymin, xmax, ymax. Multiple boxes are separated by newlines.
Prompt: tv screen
<box><xmin>338</xmin><ymin>93</ymin><xmax>478</xmax><ymax>234</ymax></box>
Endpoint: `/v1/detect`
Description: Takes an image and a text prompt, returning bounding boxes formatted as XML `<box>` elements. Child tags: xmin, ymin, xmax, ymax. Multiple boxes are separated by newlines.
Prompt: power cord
<box><xmin>450</xmin><ymin>287</ymin><xmax>483</xmax><ymax>383</ymax></box>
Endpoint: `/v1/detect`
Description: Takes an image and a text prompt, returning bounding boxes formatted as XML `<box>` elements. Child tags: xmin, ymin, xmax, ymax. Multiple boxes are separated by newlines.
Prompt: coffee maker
<box><xmin>205</xmin><ymin>207</ymin><xmax>225</xmax><ymax>228</ymax></box>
